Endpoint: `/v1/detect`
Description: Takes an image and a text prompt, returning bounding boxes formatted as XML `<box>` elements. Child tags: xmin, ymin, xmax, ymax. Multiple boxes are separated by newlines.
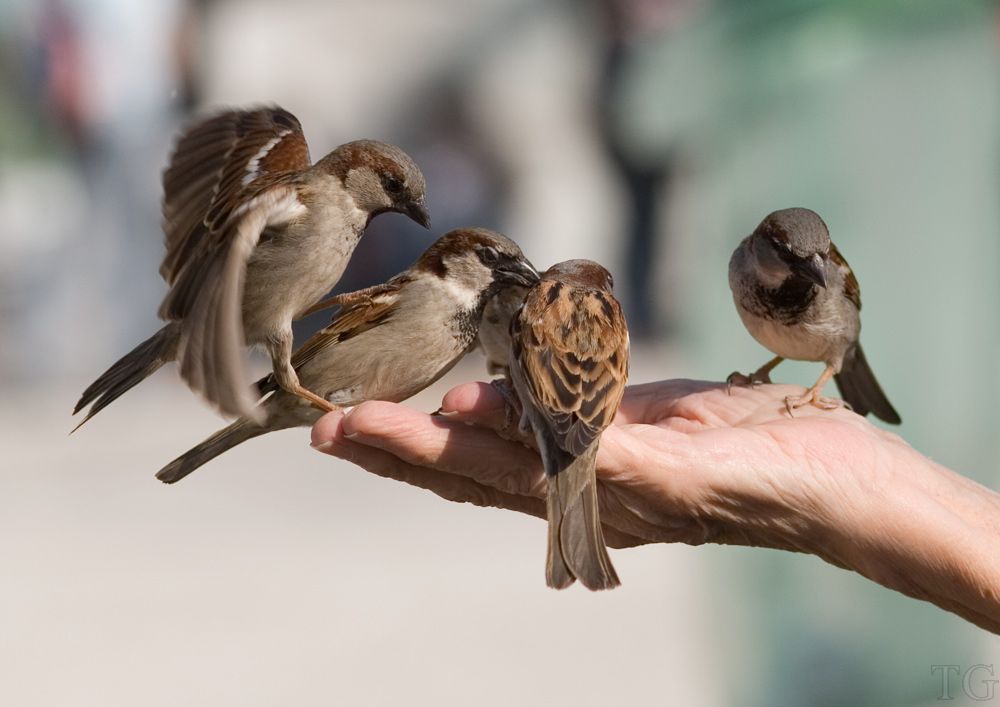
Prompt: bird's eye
<box><xmin>383</xmin><ymin>175</ymin><xmax>404</xmax><ymax>196</ymax></box>
<box><xmin>479</xmin><ymin>246</ymin><xmax>500</xmax><ymax>265</ymax></box>
<box><xmin>607</xmin><ymin>273</ymin><xmax>615</xmax><ymax>290</ymax></box>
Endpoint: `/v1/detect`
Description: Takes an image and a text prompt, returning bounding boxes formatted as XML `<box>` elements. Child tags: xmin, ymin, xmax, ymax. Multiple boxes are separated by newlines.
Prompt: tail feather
<box><xmin>544</xmin><ymin>443</ymin><xmax>620</xmax><ymax>591</ymax></box>
<box><xmin>72</xmin><ymin>323</ymin><xmax>181</xmax><ymax>431</ymax></box>
<box><xmin>155</xmin><ymin>416</ymin><xmax>273</xmax><ymax>484</ymax></box>
<box><xmin>834</xmin><ymin>344</ymin><xmax>901</xmax><ymax>425</ymax></box>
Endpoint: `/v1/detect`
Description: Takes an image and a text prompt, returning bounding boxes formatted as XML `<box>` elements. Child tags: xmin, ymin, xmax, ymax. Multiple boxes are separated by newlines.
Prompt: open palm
<box><xmin>311</xmin><ymin>378</ymin><xmax>907</xmax><ymax>555</ymax></box>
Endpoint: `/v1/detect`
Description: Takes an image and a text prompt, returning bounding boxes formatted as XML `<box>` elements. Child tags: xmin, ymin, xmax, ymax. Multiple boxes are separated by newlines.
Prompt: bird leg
<box><xmin>267</xmin><ymin>332</ymin><xmax>337</xmax><ymax>413</ymax></box>
<box><xmin>783</xmin><ymin>363</ymin><xmax>844</xmax><ymax>416</ymax></box>
<box><xmin>490</xmin><ymin>378</ymin><xmax>521</xmax><ymax>436</ymax></box>
<box><xmin>290</xmin><ymin>383</ymin><xmax>338</xmax><ymax>414</ymax></box>
<box><xmin>489</xmin><ymin>378</ymin><xmax>536</xmax><ymax>448</ymax></box>
<box><xmin>727</xmin><ymin>356</ymin><xmax>784</xmax><ymax>393</ymax></box>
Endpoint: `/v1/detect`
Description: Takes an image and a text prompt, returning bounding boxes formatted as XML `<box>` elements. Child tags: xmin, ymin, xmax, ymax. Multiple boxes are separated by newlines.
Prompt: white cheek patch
<box><xmin>438</xmin><ymin>275</ymin><xmax>480</xmax><ymax>310</ymax></box>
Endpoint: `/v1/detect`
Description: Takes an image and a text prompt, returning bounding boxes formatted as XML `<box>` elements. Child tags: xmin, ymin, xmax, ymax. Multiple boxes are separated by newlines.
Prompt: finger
<box><xmin>313</xmin><ymin>434</ymin><xmax>645</xmax><ymax>548</ymax></box>
<box><xmin>311</xmin><ymin>409</ymin><xmax>347</xmax><ymax>448</ymax></box>
<box><xmin>321</xmin><ymin>433</ymin><xmax>547</xmax><ymax>517</ymax></box>
<box><xmin>436</xmin><ymin>381</ymin><xmax>508</xmax><ymax>429</ymax></box>
<box><xmin>330</xmin><ymin>400</ymin><xmax>548</xmax><ymax>498</ymax></box>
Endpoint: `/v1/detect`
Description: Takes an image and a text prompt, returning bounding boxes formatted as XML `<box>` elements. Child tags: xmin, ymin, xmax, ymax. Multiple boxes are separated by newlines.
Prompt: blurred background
<box><xmin>1</xmin><ymin>0</ymin><xmax>999</xmax><ymax>704</ymax></box>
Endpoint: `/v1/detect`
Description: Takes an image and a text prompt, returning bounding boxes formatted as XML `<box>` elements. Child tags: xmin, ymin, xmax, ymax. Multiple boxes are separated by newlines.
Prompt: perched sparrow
<box><xmin>155</xmin><ymin>227</ymin><xmax>538</xmax><ymax>484</ymax></box>
<box><xmin>505</xmin><ymin>260</ymin><xmax>628</xmax><ymax>590</ymax></box>
<box><xmin>477</xmin><ymin>283</ymin><xmax>529</xmax><ymax>376</ymax></box>
<box><xmin>728</xmin><ymin>207</ymin><xmax>901</xmax><ymax>423</ymax></box>
<box><xmin>73</xmin><ymin>106</ymin><xmax>429</xmax><ymax>428</ymax></box>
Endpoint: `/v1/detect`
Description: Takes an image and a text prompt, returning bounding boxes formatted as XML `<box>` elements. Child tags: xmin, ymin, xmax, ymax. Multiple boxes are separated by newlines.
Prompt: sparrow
<box><xmin>728</xmin><ymin>207</ymin><xmax>901</xmax><ymax>423</ymax></box>
<box><xmin>477</xmin><ymin>283</ymin><xmax>530</xmax><ymax>376</ymax></box>
<box><xmin>504</xmin><ymin>259</ymin><xmax>629</xmax><ymax>590</ymax></box>
<box><xmin>155</xmin><ymin>227</ymin><xmax>538</xmax><ymax>484</ymax></box>
<box><xmin>73</xmin><ymin>106</ymin><xmax>430</xmax><ymax>429</ymax></box>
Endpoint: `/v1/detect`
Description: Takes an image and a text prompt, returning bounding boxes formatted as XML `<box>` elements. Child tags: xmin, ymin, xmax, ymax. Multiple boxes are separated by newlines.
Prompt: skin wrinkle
<box><xmin>815</xmin><ymin>458</ymin><xmax>1000</xmax><ymax>634</ymax></box>
<box><xmin>593</xmin><ymin>430</ymin><xmax>717</xmax><ymax>545</ymax></box>
<box><xmin>854</xmin><ymin>516</ymin><xmax>1000</xmax><ymax>634</ymax></box>
<box><xmin>326</xmin><ymin>415</ymin><xmax>542</xmax><ymax>514</ymax></box>
<box><xmin>345</xmin><ymin>402</ymin><xmax>547</xmax><ymax>498</ymax></box>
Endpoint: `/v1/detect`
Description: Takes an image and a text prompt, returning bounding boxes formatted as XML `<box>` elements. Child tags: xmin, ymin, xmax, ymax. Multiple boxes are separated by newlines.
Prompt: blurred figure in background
<box><xmin>294</xmin><ymin>83</ymin><xmax>514</xmax><ymax>342</ymax></box>
<box><xmin>595</xmin><ymin>0</ymin><xmax>677</xmax><ymax>339</ymax></box>
<box><xmin>3</xmin><ymin>0</ymin><xmax>191</xmax><ymax>381</ymax></box>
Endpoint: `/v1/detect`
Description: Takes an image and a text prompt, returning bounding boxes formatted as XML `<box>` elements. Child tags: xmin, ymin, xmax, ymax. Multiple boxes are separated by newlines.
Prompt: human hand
<box><xmin>311</xmin><ymin>379</ymin><xmax>1000</xmax><ymax>633</ymax></box>
<box><xmin>311</xmin><ymin>379</ymin><xmax>901</xmax><ymax>551</ymax></box>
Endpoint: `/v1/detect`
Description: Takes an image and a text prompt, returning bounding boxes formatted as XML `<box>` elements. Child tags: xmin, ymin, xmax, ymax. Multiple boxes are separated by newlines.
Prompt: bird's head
<box><xmin>323</xmin><ymin>139</ymin><xmax>430</xmax><ymax>228</ymax></box>
<box><xmin>541</xmin><ymin>259</ymin><xmax>615</xmax><ymax>293</ymax></box>
<box><xmin>416</xmin><ymin>227</ymin><xmax>539</xmax><ymax>305</ymax></box>
<box><xmin>750</xmin><ymin>207</ymin><xmax>831</xmax><ymax>288</ymax></box>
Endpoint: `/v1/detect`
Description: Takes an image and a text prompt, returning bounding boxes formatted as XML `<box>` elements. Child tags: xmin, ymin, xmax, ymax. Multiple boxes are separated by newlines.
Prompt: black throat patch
<box><xmin>451</xmin><ymin>304</ymin><xmax>483</xmax><ymax>348</ymax></box>
<box><xmin>748</xmin><ymin>275</ymin><xmax>817</xmax><ymax>324</ymax></box>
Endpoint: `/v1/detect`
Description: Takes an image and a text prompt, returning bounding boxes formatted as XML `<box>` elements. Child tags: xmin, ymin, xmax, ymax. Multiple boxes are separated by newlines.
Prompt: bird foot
<box><xmin>490</xmin><ymin>378</ymin><xmax>520</xmax><ymax>437</ymax></box>
<box><xmin>489</xmin><ymin>378</ymin><xmax>535</xmax><ymax>447</ymax></box>
<box><xmin>726</xmin><ymin>370</ymin><xmax>772</xmax><ymax>394</ymax></box>
<box><xmin>783</xmin><ymin>390</ymin><xmax>848</xmax><ymax>417</ymax></box>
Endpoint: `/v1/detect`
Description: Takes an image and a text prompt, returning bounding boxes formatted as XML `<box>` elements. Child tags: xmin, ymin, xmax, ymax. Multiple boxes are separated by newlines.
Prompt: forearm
<box><xmin>818</xmin><ymin>450</ymin><xmax>1000</xmax><ymax>633</ymax></box>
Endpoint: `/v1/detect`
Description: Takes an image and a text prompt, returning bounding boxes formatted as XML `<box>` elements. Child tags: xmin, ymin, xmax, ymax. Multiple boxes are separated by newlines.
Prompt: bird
<box><xmin>504</xmin><ymin>259</ymin><xmax>629</xmax><ymax>590</ymax></box>
<box><xmin>728</xmin><ymin>207</ymin><xmax>901</xmax><ymax>423</ymax></box>
<box><xmin>155</xmin><ymin>227</ymin><xmax>539</xmax><ymax>484</ymax></box>
<box><xmin>477</xmin><ymin>283</ymin><xmax>529</xmax><ymax>376</ymax></box>
<box><xmin>73</xmin><ymin>105</ymin><xmax>430</xmax><ymax>429</ymax></box>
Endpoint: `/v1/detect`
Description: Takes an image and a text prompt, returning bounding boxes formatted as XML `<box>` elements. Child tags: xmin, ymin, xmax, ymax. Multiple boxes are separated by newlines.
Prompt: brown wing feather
<box><xmin>289</xmin><ymin>281</ymin><xmax>405</xmax><ymax>371</ymax></box>
<box><xmin>168</xmin><ymin>187</ymin><xmax>303</xmax><ymax>420</ymax></box>
<box><xmin>160</xmin><ymin>106</ymin><xmax>311</xmax><ymax>285</ymax></box>
<box><xmin>513</xmin><ymin>280</ymin><xmax>629</xmax><ymax>457</ymax></box>
<box><xmin>829</xmin><ymin>242</ymin><xmax>861</xmax><ymax>311</ymax></box>
<box><xmin>295</xmin><ymin>282</ymin><xmax>403</xmax><ymax>319</ymax></box>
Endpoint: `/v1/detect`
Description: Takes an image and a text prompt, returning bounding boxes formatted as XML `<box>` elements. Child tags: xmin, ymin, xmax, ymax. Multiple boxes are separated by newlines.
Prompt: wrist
<box><xmin>817</xmin><ymin>449</ymin><xmax>1000</xmax><ymax>632</ymax></box>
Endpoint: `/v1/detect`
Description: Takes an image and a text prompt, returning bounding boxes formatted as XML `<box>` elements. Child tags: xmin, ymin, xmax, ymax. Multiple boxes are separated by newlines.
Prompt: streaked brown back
<box><xmin>511</xmin><ymin>265</ymin><xmax>629</xmax><ymax>456</ymax></box>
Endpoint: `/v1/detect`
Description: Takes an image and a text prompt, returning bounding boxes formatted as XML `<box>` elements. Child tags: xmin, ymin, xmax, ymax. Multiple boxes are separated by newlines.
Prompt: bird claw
<box><xmin>726</xmin><ymin>372</ymin><xmax>750</xmax><ymax>394</ymax></box>
<box><xmin>783</xmin><ymin>391</ymin><xmax>848</xmax><ymax>417</ymax></box>
<box><xmin>490</xmin><ymin>378</ymin><xmax>535</xmax><ymax>447</ymax></box>
<box><xmin>726</xmin><ymin>370</ymin><xmax>771</xmax><ymax>394</ymax></box>
<box><xmin>489</xmin><ymin>378</ymin><xmax>520</xmax><ymax>437</ymax></box>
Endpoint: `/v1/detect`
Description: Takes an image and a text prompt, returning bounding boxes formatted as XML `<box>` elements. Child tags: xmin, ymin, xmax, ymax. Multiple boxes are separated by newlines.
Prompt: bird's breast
<box><xmin>242</xmin><ymin>192</ymin><xmax>367</xmax><ymax>335</ymax></box>
<box><xmin>735</xmin><ymin>286</ymin><xmax>855</xmax><ymax>364</ymax></box>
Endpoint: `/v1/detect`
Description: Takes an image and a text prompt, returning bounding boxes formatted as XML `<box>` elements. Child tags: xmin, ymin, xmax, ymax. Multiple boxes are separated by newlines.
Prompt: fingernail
<box><xmin>431</xmin><ymin>407</ymin><xmax>458</xmax><ymax>417</ymax></box>
<box><xmin>310</xmin><ymin>441</ymin><xmax>335</xmax><ymax>452</ymax></box>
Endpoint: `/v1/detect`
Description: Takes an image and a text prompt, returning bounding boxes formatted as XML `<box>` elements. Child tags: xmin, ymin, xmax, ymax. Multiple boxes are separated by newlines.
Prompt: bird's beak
<box><xmin>403</xmin><ymin>200</ymin><xmax>431</xmax><ymax>229</ymax></box>
<box><xmin>794</xmin><ymin>252</ymin><xmax>828</xmax><ymax>288</ymax></box>
<box><xmin>500</xmin><ymin>258</ymin><xmax>540</xmax><ymax>288</ymax></box>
